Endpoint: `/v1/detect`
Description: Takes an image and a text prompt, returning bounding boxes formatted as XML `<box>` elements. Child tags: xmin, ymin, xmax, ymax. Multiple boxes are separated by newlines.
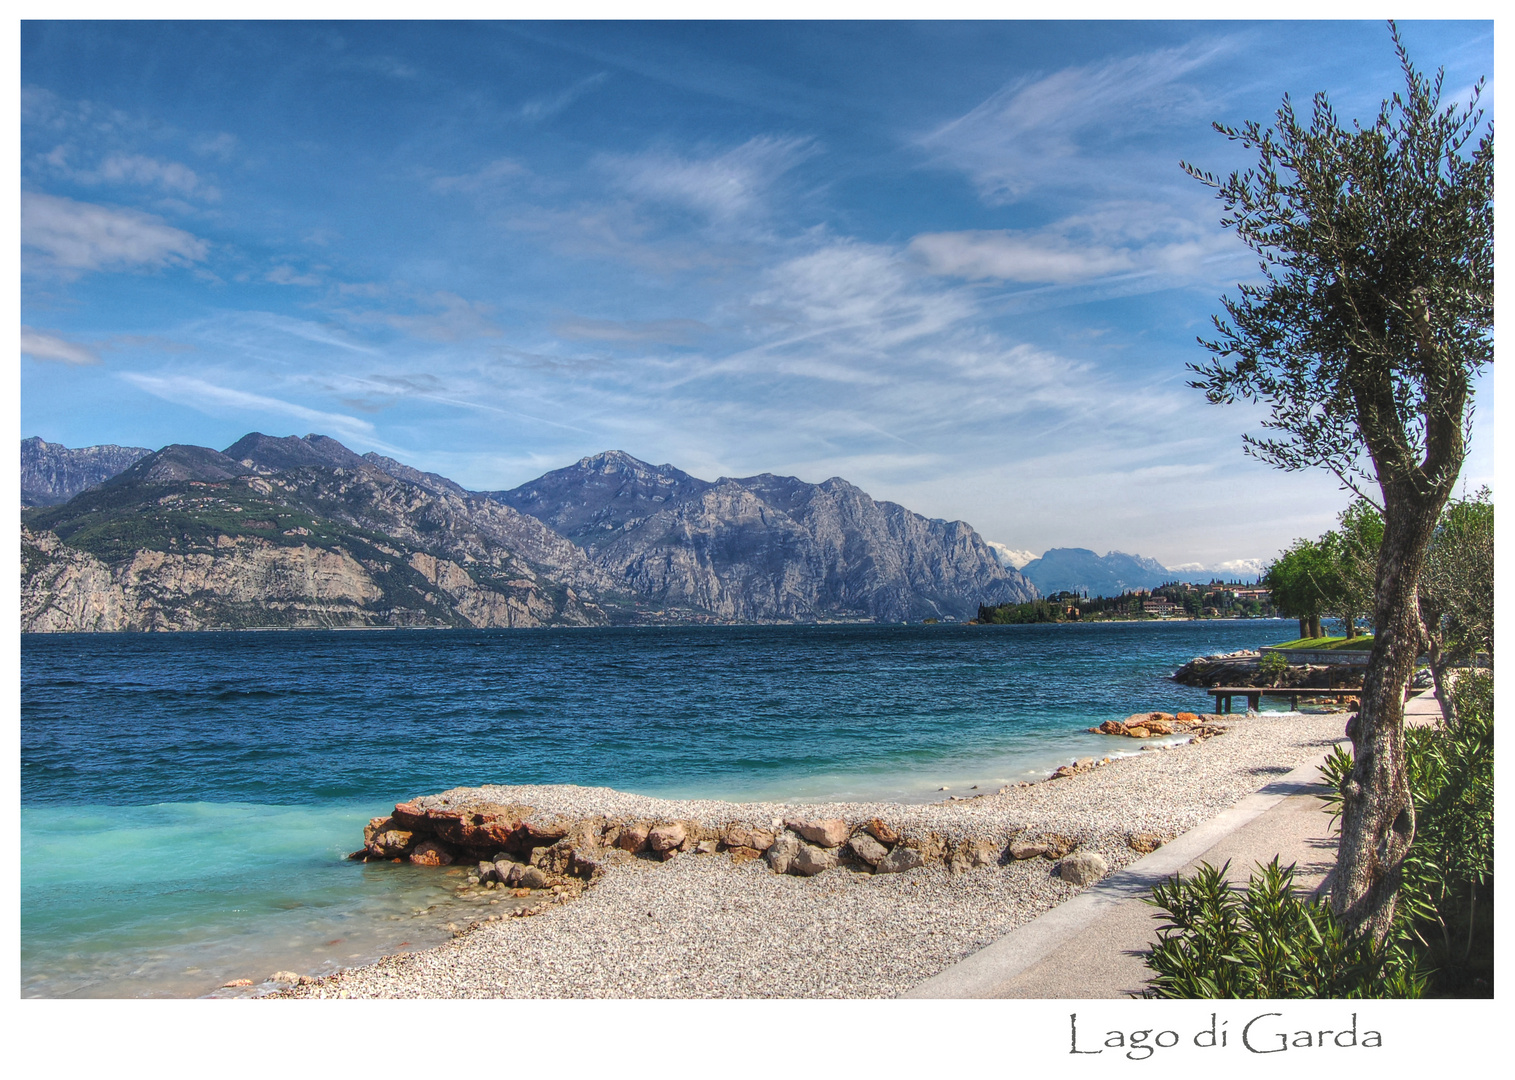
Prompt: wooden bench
<box><xmin>1208</xmin><ymin>686</ymin><xmax>1361</xmax><ymax>713</ymax></box>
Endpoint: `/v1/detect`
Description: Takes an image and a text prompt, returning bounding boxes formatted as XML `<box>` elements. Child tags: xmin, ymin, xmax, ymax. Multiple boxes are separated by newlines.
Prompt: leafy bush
<box><xmin>1397</xmin><ymin>671</ymin><xmax>1494</xmax><ymax>993</ymax></box>
<box><xmin>1156</xmin><ymin>671</ymin><xmax>1494</xmax><ymax>998</ymax></box>
<box><xmin>1143</xmin><ymin>858</ymin><xmax>1423</xmax><ymax>998</ymax></box>
<box><xmin>1258</xmin><ymin>651</ymin><xmax>1289</xmax><ymax>683</ymax></box>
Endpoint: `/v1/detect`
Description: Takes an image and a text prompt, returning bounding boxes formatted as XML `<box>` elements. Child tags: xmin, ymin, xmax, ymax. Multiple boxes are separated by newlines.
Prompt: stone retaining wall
<box><xmin>1259</xmin><ymin>646</ymin><xmax>1371</xmax><ymax>666</ymax></box>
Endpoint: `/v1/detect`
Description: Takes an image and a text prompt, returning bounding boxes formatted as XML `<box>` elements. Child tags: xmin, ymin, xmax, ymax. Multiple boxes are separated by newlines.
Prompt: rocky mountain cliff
<box><xmin>494</xmin><ymin>450</ymin><xmax>1036</xmax><ymax>623</ymax></box>
<box><xmin>21</xmin><ymin>436</ymin><xmax>152</xmax><ymax>507</ymax></box>
<box><xmin>22</xmin><ymin>434</ymin><xmax>618</xmax><ymax>631</ymax></box>
<box><xmin>21</xmin><ymin>436</ymin><xmax>1034</xmax><ymax>630</ymax></box>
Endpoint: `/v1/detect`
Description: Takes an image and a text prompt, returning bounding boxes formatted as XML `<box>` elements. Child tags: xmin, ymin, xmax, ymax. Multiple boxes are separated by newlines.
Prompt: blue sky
<box><xmin>19</xmin><ymin>19</ymin><xmax>1494</xmax><ymax>570</ymax></box>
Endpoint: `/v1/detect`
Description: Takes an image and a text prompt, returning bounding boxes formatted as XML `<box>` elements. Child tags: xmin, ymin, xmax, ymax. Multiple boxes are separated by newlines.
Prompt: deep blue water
<box><xmin>21</xmin><ymin>620</ymin><xmax>1292</xmax><ymax>997</ymax></box>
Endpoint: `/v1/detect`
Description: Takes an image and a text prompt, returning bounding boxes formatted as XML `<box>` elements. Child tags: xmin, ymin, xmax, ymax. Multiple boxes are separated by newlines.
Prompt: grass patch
<box><xmin>1269</xmin><ymin>635</ymin><xmax>1375</xmax><ymax>651</ymax></box>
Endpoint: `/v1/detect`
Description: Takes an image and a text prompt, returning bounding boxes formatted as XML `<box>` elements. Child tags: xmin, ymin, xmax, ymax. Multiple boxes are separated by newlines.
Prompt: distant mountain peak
<box><xmin>21</xmin><ymin>436</ymin><xmax>153</xmax><ymax>507</ymax></box>
<box><xmin>222</xmin><ymin>432</ymin><xmax>369</xmax><ymax>473</ymax></box>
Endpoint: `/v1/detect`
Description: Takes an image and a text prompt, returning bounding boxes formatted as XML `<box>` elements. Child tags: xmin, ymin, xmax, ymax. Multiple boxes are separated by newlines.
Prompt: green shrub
<box><xmin>1258</xmin><ymin>651</ymin><xmax>1289</xmax><ymax>683</ymax></box>
<box><xmin>1143</xmin><ymin>858</ymin><xmax>1424</xmax><ymax>998</ymax></box>
<box><xmin>1192</xmin><ymin>671</ymin><xmax>1495</xmax><ymax>997</ymax></box>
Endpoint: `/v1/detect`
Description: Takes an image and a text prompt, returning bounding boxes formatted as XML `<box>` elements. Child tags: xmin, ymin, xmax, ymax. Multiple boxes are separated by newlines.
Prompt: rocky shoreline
<box><xmin>343</xmin><ymin>710</ymin><xmax>1229</xmax><ymax>890</ymax></box>
<box><xmin>1170</xmin><ymin>648</ymin><xmax>1366</xmax><ymax>691</ymax></box>
<box><xmin>260</xmin><ymin>707</ymin><xmax>1350</xmax><ymax>999</ymax></box>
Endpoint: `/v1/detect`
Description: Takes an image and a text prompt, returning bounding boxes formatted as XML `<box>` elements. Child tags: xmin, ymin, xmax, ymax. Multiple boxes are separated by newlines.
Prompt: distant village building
<box><xmin>1143</xmin><ymin>597</ymin><xmax>1180</xmax><ymax>616</ymax></box>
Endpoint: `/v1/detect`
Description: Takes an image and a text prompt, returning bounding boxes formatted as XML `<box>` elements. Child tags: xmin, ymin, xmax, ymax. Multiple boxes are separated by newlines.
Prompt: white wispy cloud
<box><xmin>119</xmin><ymin>372</ymin><xmax>377</xmax><ymax>442</ymax></box>
<box><xmin>21</xmin><ymin>326</ymin><xmax>100</xmax><ymax>365</ymax></box>
<box><xmin>919</xmin><ymin>41</ymin><xmax>1232</xmax><ymax>204</ymax></box>
<box><xmin>518</xmin><ymin>72</ymin><xmax>608</xmax><ymax>122</ymax></box>
<box><xmin>553</xmin><ymin>316</ymin><xmax>709</xmax><ymax>345</ymax></box>
<box><xmin>337</xmin><ymin>290</ymin><xmax>503</xmax><ymax>342</ymax></box>
<box><xmin>598</xmin><ymin>135</ymin><xmax>815</xmax><ymax>222</ymax></box>
<box><xmin>743</xmin><ymin>238</ymin><xmax>976</xmax><ymax>357</ymax></box>
<box><xmin>266</xmin><ymin>264</ymin><xmax>323</xmax><ymax>287</ymax></box>
<box><xmin>910</xmin><ymin>199</ymin><xmax>1250</xmax><ymax>288</ymax></box>
<box><xmin>21</xmin><ymin>191</ymin><xmax>209</xmax><ymax>276</ymax></box>
<box><xmin>97</xmin><ymin>153</ymin><xmax>219</xmax><ymax>200</ymax></box>
<box><xmin>430</xmin><ymin>158</ymin><xmax>526</xmax><ymax>194</ymax></box>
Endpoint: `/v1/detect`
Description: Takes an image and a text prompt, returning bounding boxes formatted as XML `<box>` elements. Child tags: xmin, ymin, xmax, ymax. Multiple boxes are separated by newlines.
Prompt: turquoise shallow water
<box><xmin>21</xmin><ymin>620</ymin><xmax>1293</xmax><ymax>997</ymax></box>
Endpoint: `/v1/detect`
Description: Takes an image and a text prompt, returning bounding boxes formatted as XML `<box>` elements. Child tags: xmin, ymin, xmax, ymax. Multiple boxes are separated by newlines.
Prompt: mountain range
<box><xmin>1014</xmin><ymin>547</ymin><xmax>1259</xmax><ymax>595</ymax></box>
<box><xmin>20</xmin><ymin>434</ymin><xmax>1035</xmax><ymax>631</ymax></box>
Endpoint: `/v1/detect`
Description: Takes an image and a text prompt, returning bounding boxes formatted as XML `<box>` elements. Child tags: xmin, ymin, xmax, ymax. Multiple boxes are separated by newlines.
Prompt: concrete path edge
<box><xmin>904</xmin><ymin>751</ymin><xmax>1338</xmax><ymax>999</ymax></box>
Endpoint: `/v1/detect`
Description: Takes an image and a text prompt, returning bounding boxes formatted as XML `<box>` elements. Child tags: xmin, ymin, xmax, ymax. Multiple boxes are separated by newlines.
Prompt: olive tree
<box><xmin>1183</xmin><ymin>27</ymin><xmax>1492</xmax><ymax>941</ymax></box>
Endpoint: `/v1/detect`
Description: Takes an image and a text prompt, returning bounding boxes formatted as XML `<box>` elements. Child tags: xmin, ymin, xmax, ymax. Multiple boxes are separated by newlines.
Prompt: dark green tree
<box><xmin>1263</xmin><ymin>538</ymin><xmax>1335</xmax><ymax>638</ymax></box>
<box><xmin>1184</xmin><ymin>26</ymin><xmax>1492</xmax><ymax>941</ymax></box>
<box><xmin>1324</xmin><ymin>498</ymin><xmax>1385</xmax><ymax>638</ymax></box>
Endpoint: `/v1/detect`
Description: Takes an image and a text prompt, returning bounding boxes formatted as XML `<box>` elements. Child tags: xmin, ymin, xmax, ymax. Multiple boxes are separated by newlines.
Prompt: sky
<box><xmin>17</xmin><ymin>18</ymin><xmax>1495</xmax><ymax>572</ymax></box>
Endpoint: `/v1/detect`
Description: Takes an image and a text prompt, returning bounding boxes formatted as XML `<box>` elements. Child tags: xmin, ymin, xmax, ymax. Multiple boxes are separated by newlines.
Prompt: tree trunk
<box><xmin>1299</xmin><ymin>618</ymin><xmax>1308</xmax><ymax>638</ymax></box>
<box><xmin>1423</xmin><ymin>633</ymin><xmax>1455</xmax><ymax>727</ymax></box>
<box><xmin>1330</xmin><ymin>494</ymin><xmax>1440</xmax><ymax>941</ymax></box>
<box><xmin>1309</xmin><ymin>614</ymin><xmax>1322</xmax><ymax>639</ymax></box>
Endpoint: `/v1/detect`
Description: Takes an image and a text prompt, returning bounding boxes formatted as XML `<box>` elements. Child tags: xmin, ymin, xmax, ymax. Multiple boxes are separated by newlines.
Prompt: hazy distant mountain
<box><xmin>21</xmin><ymin>436</ymin><xmax>151</xmax><ymax>507</ymax></box>
<box><xmin>494</xmin><ymin>450</ymin><xmax>1036</xmax><ymax>623</ymax></box>
<box><xmin>1018</xmin><ymin>547</ymin><xmax>1175</xmax><ymax>597</ymax></box>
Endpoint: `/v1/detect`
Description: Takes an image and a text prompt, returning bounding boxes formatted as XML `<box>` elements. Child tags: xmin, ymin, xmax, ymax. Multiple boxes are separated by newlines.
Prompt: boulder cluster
<box><xmin>1088</xmin><ymin>711</ymin><xmax>1226</xmax><ymax>740</ymax></box>
<box><xmin>352</xmin><ymin>798</ymin><xmax>1112</xmax><ymax>890</ymax></box>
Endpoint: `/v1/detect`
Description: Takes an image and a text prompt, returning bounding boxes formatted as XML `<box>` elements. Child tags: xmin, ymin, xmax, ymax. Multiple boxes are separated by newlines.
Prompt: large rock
<box><xmin>948</xmin><ymin>838</ymin><xmax>1001</xmax><ymax>874</ymax></box>
<box><xmin>863</xmin><ymin>818</ymin><xmax>900</xmax><ymax>845</ymax></box>
<box><xmin>366</xmin><ymin>829</ymin><xmax>415</xmax><ymax>858</ymax></box>
<box><xmin>408</xmin><ymin>840</ymin><xmax>453</xmax><ymax>867</ymax></box>
<box><xmin>617</xmin><ymin>823</ymin><xmax>651</xmax><ymax>853</ymax></box>
<box><xmin>847</xmin><ymin>832</ymin><xmax>889</xmax><ymax>866</ymax></box>
<box><xmin>875</xmin><ymin>846</ymin><xmax>925</xmax><ymax>874</ymax></box>
<box><xmin>1008</xmin><ymin>840</ymin><xmax>1050</xmax><ymax>860</ymax></box>
<box><xmin>766</xmin><ymin>832</ymin><xmax>802</xmax><ymax>875</ymax></box>
<box><xmin>791</xmin><ymin>843</ymin><xmax>838</xmax><ymax>876</ymax></box>
<box><xmin>648</xmin><ymin>823</ymin><xmax>687</xmax><ymax>853</ymax></box>
<box><xmin>784</xmin><ymin>818</ymin><xmax>849</xmax><ymax>848</ymax></box>
<box><xmin>723</xmin><ymin>825</ymin><xmax>776</xmax><ymax>851</ymax></box>
<box><xmin>1056</xmin><ymin>851</ymin><xmax>1108</xmax><ymax>886</ymax></box>
<box><xmin>516</xmin><ymin>865</ymin><xmax>549</xmax><ymax>889</ymax></box>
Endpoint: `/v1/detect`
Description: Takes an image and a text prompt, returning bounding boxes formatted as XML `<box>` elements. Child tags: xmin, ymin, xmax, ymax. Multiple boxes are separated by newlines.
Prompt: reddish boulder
<box><xmin>784</xmin><ymin>818</ymin><xmax>849</xmax><ymax>848</ymax></box>
<box><xmin>617</xmin><ymin>823</ymin><xmax>651</xmax><ymax>853</ymax></box>
<box><xmin>408</xmin><ymin>840</ymin><xmax>454</xmax><ymax>867</ymax></box>
<box><xmin>648</xmin><ymin>823</ymin><xmax>687</xmax><ymax>853</ymax></box>
<box><xmin>864</xmin><ymin>818</ymin><xmax>900</xmax><ymax>845</ymax></box>
<box><xmin>367</xmin><ymin>829</ymin><xmax>415</xmax><ymax>858</ymax></box>
<box><xmin>723</xmin><ymin>825</ymin><xmax>776</xmax><ymax>851</ymax></box>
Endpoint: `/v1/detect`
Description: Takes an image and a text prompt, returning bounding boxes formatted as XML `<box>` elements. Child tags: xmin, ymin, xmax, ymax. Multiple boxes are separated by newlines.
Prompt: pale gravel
<box><xmin>288</xmin><ymin>710</ymin><xmax>1347</xmax><ymax>999</ymax></box>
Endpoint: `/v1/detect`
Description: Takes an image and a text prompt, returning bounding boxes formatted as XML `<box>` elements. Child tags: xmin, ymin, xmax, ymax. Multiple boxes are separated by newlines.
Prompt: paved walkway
<box><xmin>906</xmin><ymin>690</ymin><xmax>1442</xmax><ymax>999</ymax></box>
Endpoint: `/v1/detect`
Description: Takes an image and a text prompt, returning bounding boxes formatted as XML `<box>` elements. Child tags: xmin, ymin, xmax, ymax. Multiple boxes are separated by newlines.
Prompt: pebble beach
<box><xmin>283</xmin><ymin>709</ymin><xmax>1348</xmax><ymax>999</ymax></box>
